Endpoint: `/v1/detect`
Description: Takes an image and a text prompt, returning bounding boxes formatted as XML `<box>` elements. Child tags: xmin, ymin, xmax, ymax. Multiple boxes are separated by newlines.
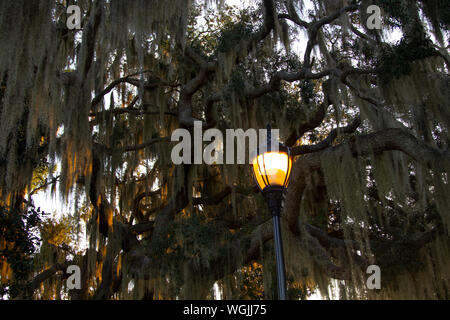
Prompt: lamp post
<box><xmin>251</xmin><ymin>124</ymin><xmax>292</xmax><ymax>300</ymax></box>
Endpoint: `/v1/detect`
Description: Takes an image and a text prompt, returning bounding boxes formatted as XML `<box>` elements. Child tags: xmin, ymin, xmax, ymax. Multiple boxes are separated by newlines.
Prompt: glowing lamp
<box><xmin>250</xmin><ymin>124</ymin><xmax>292</xmax><ymax>300</ymax></box>
<box><xmin>251</xmin><ymin>147</ymin><xmax>292</xmax><ymax>192</ymax></box>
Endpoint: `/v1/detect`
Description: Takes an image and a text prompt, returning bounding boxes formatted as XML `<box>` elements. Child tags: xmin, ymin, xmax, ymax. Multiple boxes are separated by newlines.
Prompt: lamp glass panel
<box><xmin>285</xmin><ymin>155</ymin><xmax>292</xmax><ymax>187</ymax></box>
<box><xmin>252</xmin><ymin>152</ymin><xmax>289</xmax><ymax>189</ymax></box>
<box><xmin>252</xmin><ymin>159</ymin><xmax>267</xmax><ymax>190</ymax></box>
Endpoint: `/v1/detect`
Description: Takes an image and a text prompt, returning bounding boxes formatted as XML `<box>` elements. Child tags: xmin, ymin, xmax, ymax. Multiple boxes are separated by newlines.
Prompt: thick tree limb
<box><xmin>101</xmin><ymin>137</ymin><xmax>170</xmax><ymax>155</ymax></box>
<box><xmin>231</xmin><ymin>0</ymin><xmax>276</xmax><ymax>62</ymax></box>
<box><xmin>304</xmin><ymin>4</ymin><xmax>359</xmax><ymax>70</ymax></box>
<box><xmin>178</xmin><ymin>50</ymin><xmax>216</xmax><ymax>128</ymax></box>
<box><xmin>90</xmin><ymin>72</ymin><xmax>158</xmax><ymax>108</ymax></box>
<box><xmin>286</xmin><ymin>102</ymin><xmax>329</xmax><ymax>147</ymax></box>
<box><xmin>90</xmin><ymin>107</ymin><xmax>178</xmax><ymax>119</ymax></box>
<box><xmin>279</xmin><ymin>0</ymin><xmax>309</xmax><ymax>29</ymax></box>
<box><xmin>193</xmin><ymin>186</ymin><xmax>232</xmax><ymax>206</ymax></box>
<box><xmin>291</xmin><ymin>116</ymin><xmax>361</xmax><ymax>155</ymax></box>
<box><xmin>285</xmin><ymin>127</ymin><xmax>450</xmax><ymax>236</ymax></box>
<box><xmin>79</xmin><ymin>0</ymin><xmax>102</xmax><ymax>77</ymax></box>
<box><xmin>26</xmin><ymin>261</ymin><xmax>72</xmax><ymax>297</ymax></box>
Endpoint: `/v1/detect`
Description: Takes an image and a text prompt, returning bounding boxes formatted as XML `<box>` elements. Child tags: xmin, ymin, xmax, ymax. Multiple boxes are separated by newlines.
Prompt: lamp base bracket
<box><xmin>262</xmin><ymin>187</ymin><xmax>284</xmax><ymax>216</ymax></box>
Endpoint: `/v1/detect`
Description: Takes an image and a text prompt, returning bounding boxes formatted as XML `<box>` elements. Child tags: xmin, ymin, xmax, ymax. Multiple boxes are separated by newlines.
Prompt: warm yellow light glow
<box><xmin>252</xmin><ymin>151</ymin><xmax>291</xmax><ymax>190</ymax></box>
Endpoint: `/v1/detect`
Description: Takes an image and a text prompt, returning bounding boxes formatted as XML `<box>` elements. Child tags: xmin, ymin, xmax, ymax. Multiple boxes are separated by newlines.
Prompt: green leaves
<box><xmin>0</xmin><ymin>205</ymin><xmax>44</xmax><ymax>298</ymax></box>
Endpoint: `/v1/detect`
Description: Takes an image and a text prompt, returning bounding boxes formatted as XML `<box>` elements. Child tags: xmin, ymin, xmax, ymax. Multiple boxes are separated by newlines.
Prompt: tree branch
<box><xmin>192</xmin><ymin>186</ymin><xmax>233</xmax><ymax>206</ymax></box>
<box><xmin>101</xmin><ymin>137</ymin><xmax>170</xmax><ymax>155</ymax></box>
<box><xmin>26</xmin><ymin>261</ymin><xmax>72</xmax><ymax>296</ymax></box>
<box><xmin>29</xmin><ymin>176</ymin><xmax>60</xmax><ymax>196</ymax></box>
<box><xmin>291</xmin><ymin>116</ymin><xmax>361</xmax><ymax>156</ymax></box>
<box><xmin>304</xmin><ymin>4</ymin><xmax>359</xmax><ymax>70</ymax></box>
<box><xmin>285</xmin><ymin>127</ymin><xmax>450</xmax><ymax>237</ymax></box>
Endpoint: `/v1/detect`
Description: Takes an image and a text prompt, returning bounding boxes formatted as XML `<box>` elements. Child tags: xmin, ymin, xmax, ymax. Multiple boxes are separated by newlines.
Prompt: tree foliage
<box><xmin>0</xmin><ymin>0</ymin><xmax>449</xmax><ymax>299</ymax></box>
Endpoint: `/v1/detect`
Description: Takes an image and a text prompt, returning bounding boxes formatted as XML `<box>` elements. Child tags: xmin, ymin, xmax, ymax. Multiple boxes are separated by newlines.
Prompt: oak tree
<box><xmin>0</xmin><ymin>0</ymin><xmax>449</xmax><ymax>299</ymax></box>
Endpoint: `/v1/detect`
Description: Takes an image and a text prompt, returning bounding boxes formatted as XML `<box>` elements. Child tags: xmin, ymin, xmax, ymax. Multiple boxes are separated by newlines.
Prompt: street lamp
<box><xmin>251</xmin><ymin>125</ymin><xmax>292</xmax><ymax>300</ymax></box>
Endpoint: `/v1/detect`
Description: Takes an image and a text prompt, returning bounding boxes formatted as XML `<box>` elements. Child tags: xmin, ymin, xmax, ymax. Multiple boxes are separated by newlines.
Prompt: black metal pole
<box><xmin>272</xmin><ymin>208</ymin><xmax>287</xmax><ymax>300</ymax></box>
<box><xmin>265</xmin><ymin>189</ymin><xmax>287</xmax><ymax>300</ymax></box>
<box><xmin>264</xmin><ymin>124</ymin><xmax>287</xmax><ymax>300</ymax></box>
